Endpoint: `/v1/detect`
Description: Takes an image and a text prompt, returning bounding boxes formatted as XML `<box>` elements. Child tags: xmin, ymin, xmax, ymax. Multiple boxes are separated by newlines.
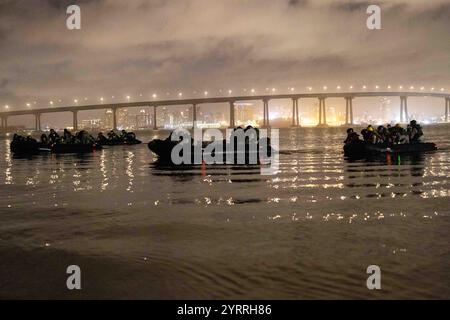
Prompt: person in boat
<box><xmin>344</xmin><ymin>128</ymin><xmax>360</xmax><ymax>144</ymax></box>
<box><xmin>77</xmin><ymin>130</ymin><xmax>95</xmax><ymax>144</ymax></box>
<box><xmin>243</xmin><ymin>125</ymin><xmax>261</xmax><ymax>149</ymax></box>
<box><xmin>361</xmin><ymin>126</ymin><xmax>376</xmax><ymax>143</ymax></box>
<box><xmin>13</xmin><ymin>134</ymin><xmax>26</xmax><ymax>143</ymax></box>
<box><xmin>107</xmin><ymin>130</ymin><xmax>119</xmax><ymax>142</ymax></box>
<box><xmin>63</xmin><ymin>129</ymin><xmax>73</xmax><ymax>143</ymax></box>
<box><xmin>49</xmin><ymin>129</ymin><xmax>60</xmax><ymax>143</ymax></box>
<box><xmin>390</xmin><ymin>124</ymin><xmax>403</xmax><ymax>144</ymax></box>
<box><xmin>165</xmin><ymin>130</ymin><xmax>184</xmax><ymax>143</ymax></box>
<box><xmin>97</xmin><ymin>132</ymin><xmax>108</xmax><ymax>144</ymax></box>
<box><xmin>40</xmin><ymin>133</ymin><xmax>49</xmax><ymax>146</ymax></box>
<box><xmin>375</xmin><ymin>126</ymin><xmax>389</xmax><ymax>144</ymax></box>
<box><xmin>409</xmin><ymin>120</ymin><xmax>423</xmax><ymax>143</ymax></box>
<box><xmin>26</xmin><ymin>135</ymin><xmax>37</xmax><ymax>143</ymax></box>
<box><xmin>125</xmin><ymin>132</ymin><xmax>137</xmax><ymax>142</ymax></box>
<box><xmin>120</xmin><ymin>130</ymin><xmax>129</xmax><ymax>141</ymax></box>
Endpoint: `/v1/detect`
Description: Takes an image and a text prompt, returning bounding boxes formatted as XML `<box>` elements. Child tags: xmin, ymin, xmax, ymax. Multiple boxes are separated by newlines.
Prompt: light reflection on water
<box><xmin>0</xmin><ymin>126</ymin><xmax>449</xmax><ymax>299</ymax></box>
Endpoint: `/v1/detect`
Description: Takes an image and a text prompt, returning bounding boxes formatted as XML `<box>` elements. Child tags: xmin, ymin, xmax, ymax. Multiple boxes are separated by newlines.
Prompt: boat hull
<box><xmin>98</xmin><ymin>140</ymin><xmax>142</xmax><ymax>146</ymax></box>
<box><xmin>344</xmin><ymin>141</ymin><xmax>437</xmax><ymax>158</ymax></box>
<box><xmin>148</xmin><ymin>139</ymin><xmax>273</xmax><ymax>164</ymax></box>
<box><xmin>10</xmin><ymin>141</ymin><xmax>102</xmax><ymax>154</ymax></box>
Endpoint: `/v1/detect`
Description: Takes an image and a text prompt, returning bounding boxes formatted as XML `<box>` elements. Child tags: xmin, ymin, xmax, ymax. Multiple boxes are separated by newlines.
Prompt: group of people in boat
<box><xmin>13</xmin><ymin>128</ymin><xmax>139</xmax><ymax>147</ymax></box>
<box><xmin>96</xmin><ymin>130</ymin><xmax>139</xmax><ymax>145</ymax></box>
<box><xmin>164</xmin><ymin>125</ymin><xmax>263</xmax><ymax>146</ymax></box>
<box><xmin>344</xmin><ymin>120</ymin><xmax>424</xmax><ymax>145</ymax></box>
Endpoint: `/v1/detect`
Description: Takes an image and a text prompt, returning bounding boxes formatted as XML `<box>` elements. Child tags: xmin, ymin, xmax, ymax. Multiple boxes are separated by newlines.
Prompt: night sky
<box><xmin>0</xmin><ymin>0</ymin><xmax>449</xmax><ymax>119</ymax></box>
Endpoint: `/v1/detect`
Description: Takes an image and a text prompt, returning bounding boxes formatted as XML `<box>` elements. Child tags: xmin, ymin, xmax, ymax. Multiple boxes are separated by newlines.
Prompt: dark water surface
<box><xmin>0</xmin><ymin>126</ymin><xmax>449</xmax><ymax>299</ymax></box>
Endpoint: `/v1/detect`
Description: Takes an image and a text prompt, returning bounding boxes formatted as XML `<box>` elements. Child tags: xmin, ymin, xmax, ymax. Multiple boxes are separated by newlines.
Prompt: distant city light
<box><xmin>387</xmin><ymin>85</ymin><xmax>391</xmax><ymax>89</ymax></box>
<box><xmin>271</xmin><ymin>88</ymin><xmax>276</xmax><ymax>92</ymax></box>
<box><xmin>178</xmin><ymin>92</ymin><xmax>183</xmax><ymax>97</ymax></box>
<box><xmin>126</xmin><ymin>95</ymin><xmax>131</xmax><ymax>100</ymax></box>
<box><xmin>204</xmin><ymin>91</ymin><xmax>208</xmax><ymax>96</ymax></box>
<box><xmin>420</xmin><ymin>87</ymin><xmax>425</xmax><ymax>91</ymax></box>
<box><xmin>431</xmin><ymin>87</ymin><xmax>435</xmax><ymax>91</ymax></box>
<box><xmin>399</xmin><ymin>86</ymin><xmax>403</xmax><ymax>89</ymax></box>
<box><xmin>152</xmin><ymin>94</ymin><xmax>157</xmax><ymax>98</ymax></box>
<box><xmin>290</xmin><ymin>87</ymin><xmax>295</xmax><ymax>92</ymax></box>
<box><xmin>100</xmin><ymin>97</ymin><xmax>104</xmax><ymax>102</ymax></box>
<box><xmin>440</xmin><ymin>88</ymin><xmax>445</xmax><ymax>91</ymax></box>
<box><xmin>50</xmin><ymin>101</ymin><xmax>54</xmax><ymax>105</ymax></box>
<box><xmin>323</xmin><ymin>86</ymin><xmax>327</xmax><ymax>90</ymax></box>
<box><xmin>349</xmin><ymin>85</ymin><xmax>353</xmax><ymax>89</ymax></box>
<box><xmin>74</xmin><ymin>99</ymin><xmax>78</xmax><ymax>103</ymax></box>
<box><xmin>410</xmin><ymin>86</ymin><xmax>414</xmax><ymax>90</ymax></box>
<box><xmin>362</xmin><ymin>85</ymin><xmax>367</xmax><ymax>89</ymax></box>
<box><xmin>251</xmin><ymin>89</ymin><xmax>255</xmax><ymax>93</ymax></box>
<box><xmin>308</xmin><ymin>87</ymin><xmax>312</xmax><ymax>91</ymax></box>
<box><xmin>375</xmin><ymin>85</ymin><xmax>379</xmax><ymax>89</ymax></box>
<box><xmin>228</xmin><ymin>90</ymin><xmax>232</xmax><ymax>94</ymax></box>
<box><xmin>26</xmin><ymin>103</ymin><xmax>30</xmax><ymax>107</ymax></box>
<box><xmin>4</xmin><ymin>105</ymin><xmax>9</xmax><ymax>109</ymax></box>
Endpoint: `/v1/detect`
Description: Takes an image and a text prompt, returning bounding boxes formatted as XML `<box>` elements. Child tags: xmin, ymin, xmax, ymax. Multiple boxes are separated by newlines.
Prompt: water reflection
<box><xmin>1</xmin><ymin>127</ymin><xmax>450</xmax><ymax>299</ymax></box>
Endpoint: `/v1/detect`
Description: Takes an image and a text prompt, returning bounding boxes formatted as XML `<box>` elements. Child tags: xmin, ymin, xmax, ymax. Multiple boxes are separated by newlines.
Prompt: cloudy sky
<box><xmin>0</xmin><ymin>0</ymin><xmax>449</xmax><ymax>111</ymax></box>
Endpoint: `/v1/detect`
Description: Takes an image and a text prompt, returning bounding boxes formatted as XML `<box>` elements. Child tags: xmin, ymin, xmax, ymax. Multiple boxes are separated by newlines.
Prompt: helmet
<box><xmin>367</xmin><ymin>126</ymin><xmax>374</xmax><ymax>132</ymax></box>
<box><xmin>410</xmin><ymin>120</ymin><xmax>417</xmax><ymax>126</ymax></box>
<box><xmin>347</xmin><ymin>128</ymin><xmax>354</xmax><ymax>134</ymax></box>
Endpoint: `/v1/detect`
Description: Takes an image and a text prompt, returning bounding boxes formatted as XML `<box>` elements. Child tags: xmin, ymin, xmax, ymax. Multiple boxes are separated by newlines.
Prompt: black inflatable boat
<box><xmin>10</xmin><ymin>140</ymin><xmax>102</xmax><ymax>155</ymax></box>
<box><xmin>148</xmin><ymin>138</ymin><xmax>273</xmax><ymax>164</ymax></box>
<box><xmin>97</xmin><ymin>139</ymin><xmax>142</xmax><ymax>146</ymax></box>
<box><xmin>344</xmin><ymin>140</ymin><xmax>437</xmax><ymax>158</ymax></box>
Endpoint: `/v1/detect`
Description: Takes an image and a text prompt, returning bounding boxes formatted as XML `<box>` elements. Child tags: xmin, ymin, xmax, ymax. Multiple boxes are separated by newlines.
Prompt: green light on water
<box><xmin>398</xmin><ymin>155</ymin><xmax>401</xmax><ymax>165</ymax></box>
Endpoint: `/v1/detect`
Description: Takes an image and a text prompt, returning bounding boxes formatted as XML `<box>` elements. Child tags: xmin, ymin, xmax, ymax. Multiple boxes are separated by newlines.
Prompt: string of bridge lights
<box><xmin>3</xmin><ymin>85</ymin><xmax>448</xmax><ymax>110</ymax></box>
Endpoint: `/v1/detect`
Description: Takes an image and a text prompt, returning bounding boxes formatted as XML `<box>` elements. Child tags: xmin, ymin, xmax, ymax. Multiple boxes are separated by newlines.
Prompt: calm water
<box><xmin>0</xmin><ymin>126</ymin><xmax>449</xmax><ymax>299</ymax></box>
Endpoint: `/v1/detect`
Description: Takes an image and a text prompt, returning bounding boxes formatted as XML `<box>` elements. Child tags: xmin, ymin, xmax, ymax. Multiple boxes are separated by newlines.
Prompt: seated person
<box><xmin>344</xmin><ymin>128</ymin><xmax>360</xmax><ymax>144</ymax></box>
<box><xmin>409</xmin><ymin>120</ymin><xmax>423</xmax><ymax>142</ymax></box>
<box><xmin>63</xmin><ymin>128</ymin><xmax>73</xmax><ymax>143</ymax></box>
<box><xmin>49</xmin><ymin>129</ymin><xmax>60</xmax><ymax>143</ymax></box>
<box><xmin>97</xmin><ymin>132</ymin><xmax>108</xmax><ymax>144</ymax></box>
<box><xmin>40</xmin><ymin>134</ymin><xmax>49</xmax><ymax>145</ymax></box>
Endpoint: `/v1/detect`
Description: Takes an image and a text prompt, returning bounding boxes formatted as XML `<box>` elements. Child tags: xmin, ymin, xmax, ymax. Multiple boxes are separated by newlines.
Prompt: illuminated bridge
<box><xmin>1</xmin><ymin>91</ymin><xmax>449</xmax><ymax>132</ymax></box>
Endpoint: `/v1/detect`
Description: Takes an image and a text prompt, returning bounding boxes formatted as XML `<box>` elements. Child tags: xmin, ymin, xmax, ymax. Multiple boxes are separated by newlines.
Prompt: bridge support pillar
<box><xmin>446</xmin><ymin>98</ymin><xmax>449</xmax><ymax>122</ymax></box>
<box><xmin>262</xmin><ymin>99</ymin><xmax>270</xmax><ymax>128</ymax></box>
<box><xmin>72</xmin><ymin>111</ymin><xmax>78</xmax><ymax>131</ymax></box>
<box><xmin>229</xmin><ymin>101</ymin><xmax>235</xmax><ymax>128</ymax></box>
<box><xmin>318</xmin><ymin>97</ymin><xmax>327</xmax><ymax>126</ymax></box>
<box><xmin>192</xmin><ymin>104</ymin><xmax>197</xmax><ymax>129</ymax></box>
<box><xmin>292</xmin><ymin>98</ymin><xmax>300</xmax><ymax>127</ymax></box>
<box><xmin>112</xmin><ymin>108</ymin><xmax>118</xmax><ymax>130</ymax></box>
<box><xmin>35</xmin><ymin>113</ymin><xmax>41</xmax><ymax>131</ymax></box>
<box><xmin>345</xmin><ymin>97</ymin><xmax>354</xmax><ymax>125</ymax></box>
<box><xmin>153</xmin><ymin>106</ymin><xmax>158</xmax><ymax>130</ymax></box>
<box><xmin>4</xmin><ymin>116</ymin><xmax>7</xmax><ymax>132</ymax></box>
<box><xmin>400</xmin><ymin>96</ymin><xmax>408</xmax><ymax>123</ymax></box>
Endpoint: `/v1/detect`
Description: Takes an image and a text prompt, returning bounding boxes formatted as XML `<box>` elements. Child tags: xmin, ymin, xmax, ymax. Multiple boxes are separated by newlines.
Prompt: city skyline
<box><xmin>1</xmin><ymin>0</ymin><xmax>449</xmax><ymax>113</ymax></box>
